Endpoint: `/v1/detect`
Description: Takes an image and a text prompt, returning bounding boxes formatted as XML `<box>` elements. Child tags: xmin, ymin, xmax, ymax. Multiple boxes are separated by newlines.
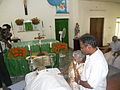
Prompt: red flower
<box><xmin>8</xmin><ymin>47</ymin><xmax>27</xmax><ymax>60</ymax></box>
<box><xmin>15</xmin><ymin>19</ymin><xmax>24</xmax><ymax>25</ymax></box>
<box><xmin>51</xmin><ymin>43</ymin><xmax>68</xmax><ymax>53</ymax></box>
<box><xmin>31</xmin><ymin>17</ymin><xmax>40</xmax><ymax>24</ymax></box>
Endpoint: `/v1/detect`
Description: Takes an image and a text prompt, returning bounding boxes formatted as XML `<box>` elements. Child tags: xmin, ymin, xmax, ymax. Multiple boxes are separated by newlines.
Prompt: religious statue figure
<box><xmin>74</xmin><ymin>23</ymin><xmax>80</xmax><ymax>38</ymax></box>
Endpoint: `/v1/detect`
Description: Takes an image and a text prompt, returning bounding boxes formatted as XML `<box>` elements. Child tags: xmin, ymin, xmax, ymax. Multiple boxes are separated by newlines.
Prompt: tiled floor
<box><xmin>107</xmin><ymin>66</ymin><xmax>120</xmax><ymax>90</ymax></box>
<box><xmin>9</xmin><ymin>48</ymin><xmax>120</xmax><ymax>90</ymax></box>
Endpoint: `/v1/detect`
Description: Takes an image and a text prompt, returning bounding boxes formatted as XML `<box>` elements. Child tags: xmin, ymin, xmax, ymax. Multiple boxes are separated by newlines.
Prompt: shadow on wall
<box><xmin>0</xmin><ymin>0</ymin><xmax>3</xmax><ymax>4</ymax></box>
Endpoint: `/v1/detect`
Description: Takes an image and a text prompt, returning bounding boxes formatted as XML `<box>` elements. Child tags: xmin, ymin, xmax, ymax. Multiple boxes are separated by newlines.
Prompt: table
<box><xmin>5</xmin><ymin>39</ymin><xmax>59</xmax><ymax>77</ymax></box>
<box><xmin>25</xmin><ymin>68</ymin><xmax>72</xmax><ymax>90</ymax></box>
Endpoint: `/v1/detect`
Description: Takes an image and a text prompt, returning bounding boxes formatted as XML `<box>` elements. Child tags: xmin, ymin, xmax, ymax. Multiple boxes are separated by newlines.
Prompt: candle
<box><xmin>39</xmin><ymin>40</ymin><xmax>41</xmax><ymax>47</ymax></box>
<box><xmin>11</xmin><ymin>22</ymin><xmax>16</xmax><ymax>37</ymax></box>
<box><xmin>50</xmin><ymin>42</ymin><xmax>52</xmax><ymax>48</ymax></box>
<box><xmin>42</xmin><ymin>21</ymin><xmax>44</xmax><ymax>28</ymax></box>
<box><xmin>28</xmin><ymin>45</ymin><xmax>31</xmax><ymax>50</ymax></box>
<box><xmin>11</xmin><ymin>22</ymin><xmax>13</xmax><ymax>30</ymax></box>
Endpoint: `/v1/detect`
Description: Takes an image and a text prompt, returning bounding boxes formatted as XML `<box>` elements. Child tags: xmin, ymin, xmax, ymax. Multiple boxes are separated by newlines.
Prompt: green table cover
<box><xmin>5</xmin><ymin>39</ymin><xmax>59</xmax><ymax>77</ymax></box>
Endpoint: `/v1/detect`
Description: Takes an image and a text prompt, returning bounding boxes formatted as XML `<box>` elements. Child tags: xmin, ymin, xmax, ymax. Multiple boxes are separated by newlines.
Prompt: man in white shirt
<box><xmin>104</xmin><ymin>36</ymin><xmax>120</xmax><ymax>65</ymax></box>
<box><xmin>76</xmin><ymin>34</ymin><xmax>108</xmax><ymax>90</ymax></box>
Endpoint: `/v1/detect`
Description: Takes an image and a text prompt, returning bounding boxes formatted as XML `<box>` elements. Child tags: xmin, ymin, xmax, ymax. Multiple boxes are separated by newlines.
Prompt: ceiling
<box><xmin>81</xmin><ymin>0</ymin><xmax>120</xmax><ymax>3</ymax></box>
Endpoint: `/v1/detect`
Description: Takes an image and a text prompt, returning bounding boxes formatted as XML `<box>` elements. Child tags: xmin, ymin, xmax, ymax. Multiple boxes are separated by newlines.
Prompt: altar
<box><xmin>4</xmin><ymin>39</ymin><xmax>59</xmax><ymax>77</ymax></box>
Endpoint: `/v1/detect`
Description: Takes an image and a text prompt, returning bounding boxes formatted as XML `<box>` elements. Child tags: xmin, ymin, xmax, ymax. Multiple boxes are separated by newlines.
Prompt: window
<box><xmin>115</xmin><ymin>17</ymin><xmax>120</xmax><ymax>38</ymax></box>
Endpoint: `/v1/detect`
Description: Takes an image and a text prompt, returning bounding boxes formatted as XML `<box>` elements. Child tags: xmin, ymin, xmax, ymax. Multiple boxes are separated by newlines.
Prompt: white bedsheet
<box><xmin>25</xmin><ymin>68</ymin><xmax>72</xmax><ymax>90</ymax></box>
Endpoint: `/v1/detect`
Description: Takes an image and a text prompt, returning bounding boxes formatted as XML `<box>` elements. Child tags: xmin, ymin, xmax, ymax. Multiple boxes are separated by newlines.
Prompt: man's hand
<box><xmin>73</xmin><ymin>61</ymin><xmax>80</xmax><ymax>83</ymax></box>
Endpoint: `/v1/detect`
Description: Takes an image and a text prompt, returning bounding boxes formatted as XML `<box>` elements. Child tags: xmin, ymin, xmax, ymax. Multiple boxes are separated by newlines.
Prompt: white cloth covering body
<box><xmin>25</xmin><ymin>68</ymin><xmax>72</xmax><ymax>90</ymax></box>
<box><xmin>80</xmin><ymin>49</ymin><xmax>108</xmax><ymax>90</ymax></box>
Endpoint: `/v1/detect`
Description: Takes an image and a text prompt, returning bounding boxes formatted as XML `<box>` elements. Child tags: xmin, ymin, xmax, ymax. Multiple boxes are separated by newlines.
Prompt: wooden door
<box><xmin>55</xmin><ymin>19</ymin><xmax>69</xmax><ymax>46</ymax></box>
<box><xmin>90</xmin><ymin>18</ymin><xmax>104</xmax><ymax>47</ymax></box>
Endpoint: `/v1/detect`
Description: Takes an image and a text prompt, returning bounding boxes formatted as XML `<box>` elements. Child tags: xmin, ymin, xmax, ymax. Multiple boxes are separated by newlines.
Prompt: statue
<box><xmin>74</xmin><ymin>23</ymin><xmax>80</xmax><ymax>38</ymax></box>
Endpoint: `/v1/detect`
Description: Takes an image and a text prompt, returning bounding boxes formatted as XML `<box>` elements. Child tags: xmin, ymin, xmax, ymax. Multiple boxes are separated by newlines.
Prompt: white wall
<box><xmin>78</xmin><ymin>1</ymin><xmax>120</xmax><ymax>45</ymax></box>
<box><xmin>0</xmin><ymin>0</ymin><xmax>120</xmax><ymax>48</ymax></box>
<box><xmin>0</xmin><ymin>0</ymin><xmax>56</xmax><ymax>41</ymax></box>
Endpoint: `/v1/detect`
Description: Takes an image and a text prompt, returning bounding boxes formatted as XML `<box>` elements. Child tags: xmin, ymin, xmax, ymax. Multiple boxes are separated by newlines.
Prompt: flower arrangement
<box><xmin>31</xmin><ymin>17</ymin><xmax>40</xmax><ymax>24</ymax></box>
<box><xmin>8</xmin><ymin>47</ymin><xmax>27</xmax><ymax>60</ymax></box>
<box><xmin>51</xmin><ymin>43</ymin><xmax>68</xmax><ymax>53</ymax></box>
<box><xmin>15</xmin><ymin>19</ymin><xmax>24</xmax><ymax>25</ymax></box>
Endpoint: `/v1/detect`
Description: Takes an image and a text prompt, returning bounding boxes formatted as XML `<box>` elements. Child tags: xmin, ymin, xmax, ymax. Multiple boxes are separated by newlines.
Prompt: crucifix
<box><xmin>23</xmin><ymin>0</ymin><xmax>28</xmax><ymax>15</ymax></box>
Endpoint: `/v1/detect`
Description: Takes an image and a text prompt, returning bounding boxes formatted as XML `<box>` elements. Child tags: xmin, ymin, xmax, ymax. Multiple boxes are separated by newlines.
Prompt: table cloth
<box><xmin>4</xmin><ymin>39</ymin><xmax>59</xmax><ymax>77</ymax></box>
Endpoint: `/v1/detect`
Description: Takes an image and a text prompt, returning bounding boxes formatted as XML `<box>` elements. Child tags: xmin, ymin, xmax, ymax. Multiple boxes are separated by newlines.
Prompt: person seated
<box><xmin>59</xmin><ymin>50</ymin><xmax>85</xmax><ymax>90</ymax></box>
<box><xmin>104</xmin><ymin>36</ymin><xmax>120</xmax><ymax>65</ymax></box>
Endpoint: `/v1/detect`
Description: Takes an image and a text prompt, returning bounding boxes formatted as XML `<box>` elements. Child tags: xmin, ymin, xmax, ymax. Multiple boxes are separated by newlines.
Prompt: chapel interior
<box><xmin>0</xmin><ymin>0</ymin><xmax>120</xmax><ymax>90</ymax></box>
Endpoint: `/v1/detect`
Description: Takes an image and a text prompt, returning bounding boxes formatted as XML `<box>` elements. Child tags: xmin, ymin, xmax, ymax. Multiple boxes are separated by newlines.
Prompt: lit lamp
<box><xmin>28</xmin><ymin>45</ymin><xmax>32</xmax><ymax>57</ymax></box>
<box><xmin>38</xmin><ymin>40</ymin><xmax>42</xmax><ymax>52</ymax></box>
<box><xmin>50</xmin><ymin>42</ymin><xmax>52</xmax><ymax>48</ymax></box>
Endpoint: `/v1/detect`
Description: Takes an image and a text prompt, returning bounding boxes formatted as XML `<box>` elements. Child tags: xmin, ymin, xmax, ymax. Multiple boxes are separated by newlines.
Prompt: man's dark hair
<box><xmin>79</xmin><ymin>34</ymin><xmax>98</xmax><ymax>48</ymax></box>
<box><xmin>112</xmin><ymin>36</ymin><xmax>118</xmax><ymax>39</ymax></box>
<box><xmin>1</xmin><ymin>24</ymin><xmax>12</xmax><ymax>41</ymax></box>
<box><xmin>2</xmin><ymin>24</ymin><xmax>11</xmax><ymax>29</ymax></box>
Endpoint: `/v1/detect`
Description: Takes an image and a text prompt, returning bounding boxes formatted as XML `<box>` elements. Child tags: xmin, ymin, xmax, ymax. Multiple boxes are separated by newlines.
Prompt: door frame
<box><xmin>55</xmin><ymin>19</ymin><xmax>69</xmax><ymax>46</ymax></box>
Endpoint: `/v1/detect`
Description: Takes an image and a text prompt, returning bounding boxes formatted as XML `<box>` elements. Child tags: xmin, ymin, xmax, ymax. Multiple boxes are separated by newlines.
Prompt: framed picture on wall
<box><xmin>47</xmin><ymin>0</ymin><xmax>69</xmax><ymax>14</ymax></box>
<box><xmin>56</xmin><ymin>0</ymin><xmax>69</xmax><ymax>14</ymax></box>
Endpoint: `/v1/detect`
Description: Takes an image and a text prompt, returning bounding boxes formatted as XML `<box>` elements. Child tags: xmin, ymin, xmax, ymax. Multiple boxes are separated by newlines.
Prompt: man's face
<box><xmin>112</xmin><ymin>37</ymin><xmax>117</xmax><ymax>42</ymax></box>
<box><xmin>80</xmin><ymin>41</ymin><xmax>89</xmax><ymax>55</ymax></box>
<box><xmin>1</xmin><ymin>29</ymin><xmax>12</xmax><ymax>40</ymax></box>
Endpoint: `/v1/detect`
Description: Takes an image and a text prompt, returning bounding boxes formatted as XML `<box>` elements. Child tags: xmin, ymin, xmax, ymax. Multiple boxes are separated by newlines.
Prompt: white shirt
<box><xmin>109</xmin><ymin>41</ymin><xmax>120</xmax><ymax>52</ymax></box>
<box><xmin>80</xmin><ymin>49</ymin><xmax>108</xmax><ymax>90</ymax></box>
<box><xmin>0</xmin><ymin>41</ymin><xmax>6</xmax><ymax>53</ymax></box>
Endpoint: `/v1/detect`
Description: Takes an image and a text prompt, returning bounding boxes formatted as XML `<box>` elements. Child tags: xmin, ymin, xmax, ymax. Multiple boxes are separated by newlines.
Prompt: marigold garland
<box><xmin>51</xmin><ymin>43</ymin><xmax>68</xmax><ymax>53</ymax></box>
<box><xmin>8</xmin><ymin>47</ymin><xmax>27</xmax><ymax>60</ymax></box>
